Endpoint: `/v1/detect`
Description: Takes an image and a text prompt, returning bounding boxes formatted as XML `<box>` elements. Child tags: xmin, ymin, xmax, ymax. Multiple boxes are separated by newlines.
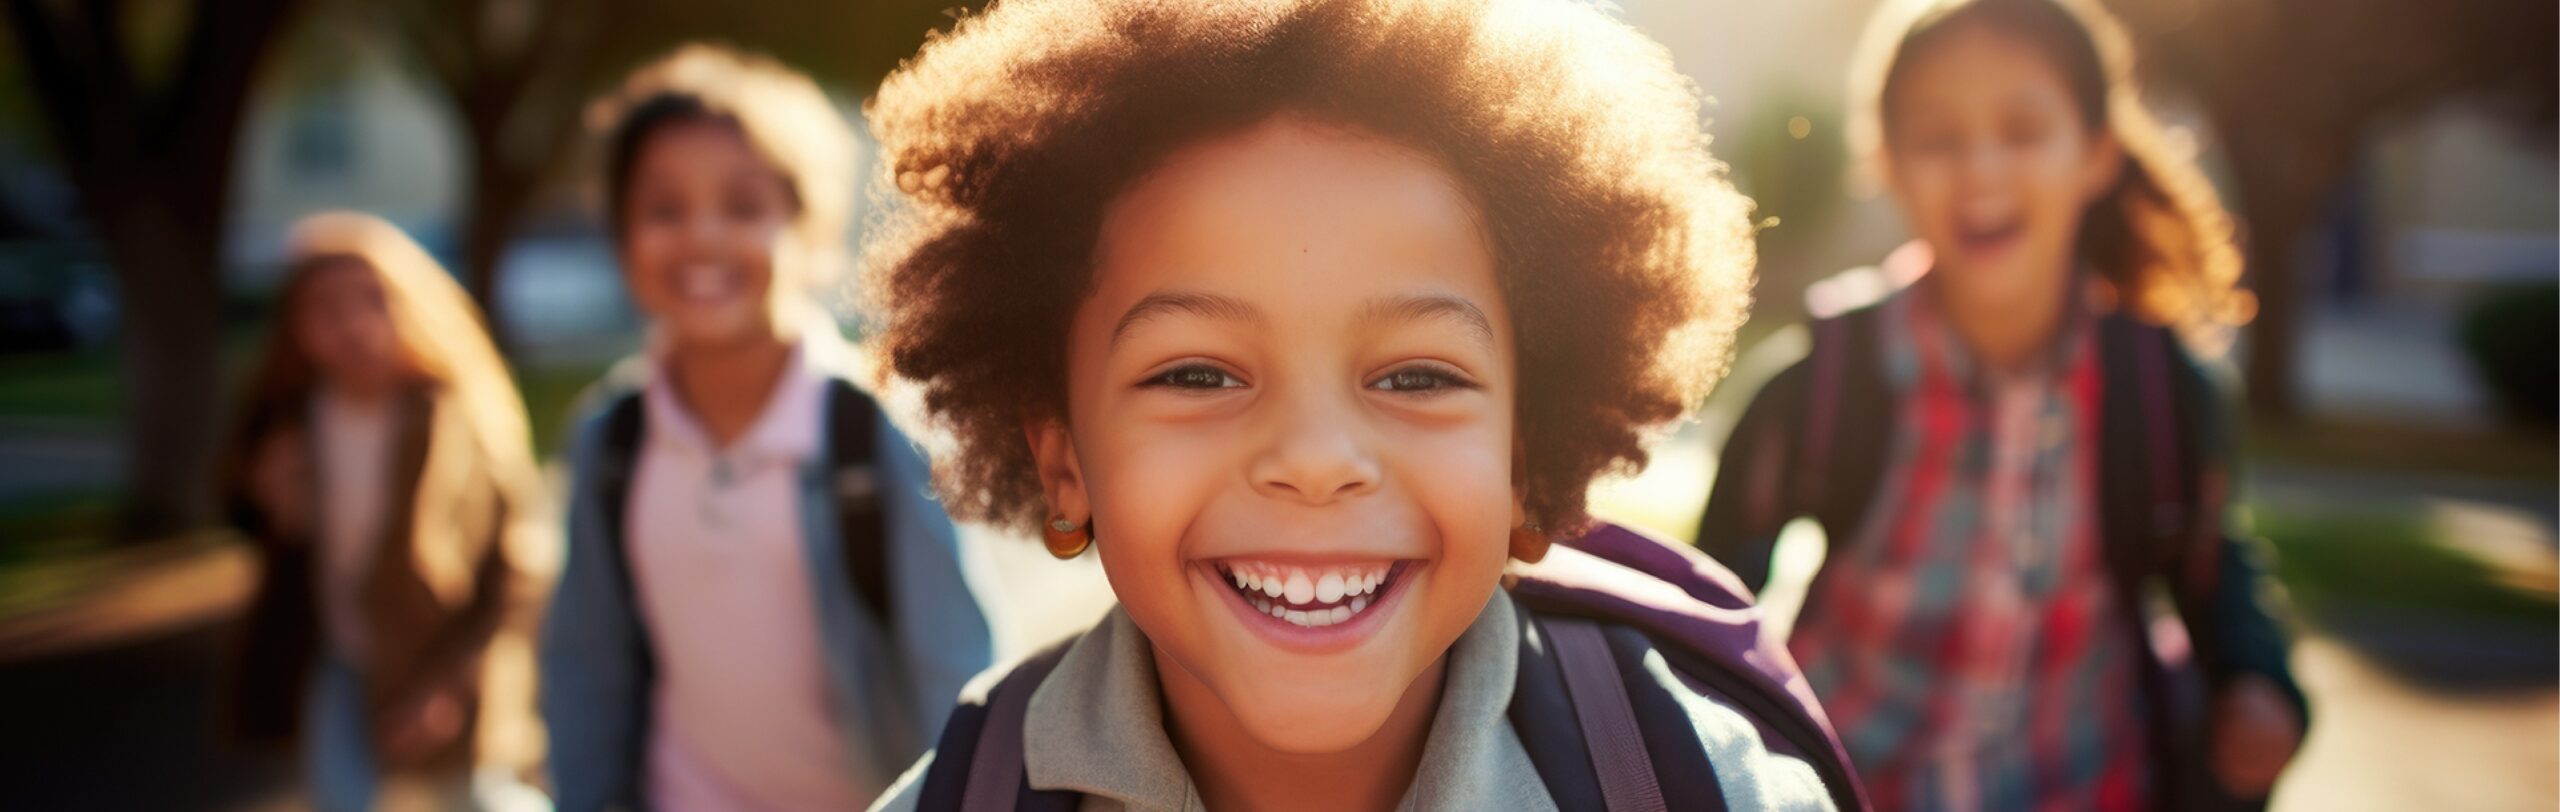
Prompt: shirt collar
<box><xmin>641</xmin><ymin>328</ymin><xmax>832</xmax><ymax>465</ymax></box>
<box><xmin>1021</xmin><ymin>593</ymin><xmax>1548</xmax><ymax>812</ymax></box>
<box><xmin>1894</xmin><ymin>270</ymin><xmax>2100</xmax><ymax>392</ymax></box>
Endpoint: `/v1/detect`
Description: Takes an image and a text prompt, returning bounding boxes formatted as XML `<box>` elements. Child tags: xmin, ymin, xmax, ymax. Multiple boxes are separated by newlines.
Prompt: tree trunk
<box><xmin>2240</xmin><ymin>221</ymin><xmax>2305</xmax><ymax>420</ymax></box>
<box><xmin>460</xmin><ymin>148</ymin><xmax>531</xmax><ymax>352</ymax></box>
<box><xmin>98</xmin><ymin>202</ymin><xmax>229</xmax><ymax>539</ymax></box>
<box><xmin>2219</xmin><ymin>112</ymin><xmax>2355</xmax><ymax>424</ymax></box>
<box><xmin>3</xmin><ymin>0</ymin><xmax>300</xmax><ymax>540</ymax></box>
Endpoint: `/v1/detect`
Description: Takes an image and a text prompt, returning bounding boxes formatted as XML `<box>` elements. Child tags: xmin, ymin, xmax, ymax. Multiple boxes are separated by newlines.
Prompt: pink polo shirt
<box><xmin>626</xmin><ymin>339</ymin><xmax>874</xmax><ymax>811</ymax></box>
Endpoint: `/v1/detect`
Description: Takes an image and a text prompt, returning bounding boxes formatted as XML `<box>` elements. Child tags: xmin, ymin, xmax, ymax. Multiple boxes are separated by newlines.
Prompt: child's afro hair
<box><xmin>863</xmin><ymin>0</ymin><xmax>1757</xmax><ymax>534</ymax></box>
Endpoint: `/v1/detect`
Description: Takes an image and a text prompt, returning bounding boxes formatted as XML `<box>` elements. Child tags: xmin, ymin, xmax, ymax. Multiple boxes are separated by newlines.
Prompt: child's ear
<box><xmin>2080</xmin><ymin>128</ymin><xmax>2126</xmax><ymax>205</ymax></box>
<box><xmin>1507</xmin><ymin>435</ymin><xmax>1550</xmax><ymax>563</ymax></box>
<box><xmin>1025</xmin><ymin>416</ymin><xmax>1091</xmax><ymax>524</ymax></box>
<box><xmin>1508</xmin><ymin>436</ymin><xmax>1529</xmax><ymax>527</ymax></box>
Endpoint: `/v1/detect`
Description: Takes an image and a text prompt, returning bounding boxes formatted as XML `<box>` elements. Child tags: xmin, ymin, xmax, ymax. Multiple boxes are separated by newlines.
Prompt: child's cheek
<box><xmin>1084</xmin><ymin>419</ymin><xmax>1234</xmax><ymax>557</ymax></box>
<box><xmin>1392</xmin><ymin>422</ymin><xmax>1515</xmax><ymax>595</ymax></box>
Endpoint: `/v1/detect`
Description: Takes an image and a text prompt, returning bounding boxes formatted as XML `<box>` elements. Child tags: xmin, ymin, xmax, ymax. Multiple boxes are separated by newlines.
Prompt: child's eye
<box><xmin>2003</xmin><ymin>120</ymin><xmax>2048</xmax><ymax>150</ymax></box>
<box><xmin>1142</xmin><ymin>364</ymin><xmax>1244</xmax><ymax>391</ymax></box>
<box><xmin>1369</xmin><ymin>364</ymin><xmax>1474</xmax><ymax>394</ymax></box>
<box><xmin>1912</xmin><ymin>134</ymin><xmax>1961</xmax><ymax>157</ymax></box>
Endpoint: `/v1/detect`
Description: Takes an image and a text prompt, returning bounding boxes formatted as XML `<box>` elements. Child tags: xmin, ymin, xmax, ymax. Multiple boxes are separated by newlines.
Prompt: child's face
<box><xmin>1884</xmin><ymin>22</ymin><xmax>2120</xmax><ymax>311</ymax></box>
<box><xmin>618</xmin><ymin>118</ymin><xmax>805</xmax><ymax>347</ymax></box>
<box><xmin>294</xmin><ymin>259</ymin><xmax>406</xmax><ymax>393</ymax></box>
<box><xmin>1031</xmin><ymin>116</ymin><xmax>1520</xmax><ymax>754</ymax></box>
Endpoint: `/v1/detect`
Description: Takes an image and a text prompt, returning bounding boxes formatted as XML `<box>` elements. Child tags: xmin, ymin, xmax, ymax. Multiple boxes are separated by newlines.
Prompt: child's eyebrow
<box><xmin>1111</xmin><ymin>290</ymin><xmax>1266</xmax><ymax>347</ymax></box>
<box><xmin>1360</xmin><ymin>293</ymin><xmax>1495</xmax><ymax>351</ymax></box>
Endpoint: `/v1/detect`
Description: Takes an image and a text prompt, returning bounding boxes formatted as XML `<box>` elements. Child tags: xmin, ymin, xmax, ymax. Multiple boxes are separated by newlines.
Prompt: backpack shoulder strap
<box><xmin>1797</xmin><ymin>304</ymin><xmax>1897</xmax><ymax>553</ymax></box>
<box><xmin>597</xmin><ymin>390</ymin><xmax>649</xmax><ymax>609</ymax></box>
<box><xmin>825</xmin><ymin>378</ymin><xmax>895</xmax><ymax>627</ymax></box>
<box><xmin>1510</xmin><ymin>529</ymin><xmax>1871</xmax><ymax>810</ymax></box>
<box><xmin>1508</xmin><ymin>612</ymin><xmax>1609</xmax><ymax>810</ymax></box>
<box><xmin>916</xmin><ymin>642</ymin><xmax>1080</xmax><ymax>812</ymax></box>
<box><xmin>2094</xmin><ymin>315</ymin><xmax>2199</xmax><ymax>582</ymax></box>
<box><xmin>1540</xmin><ymin>616</ymin><xmax>1684</xmax><ymax>812</ymax></box>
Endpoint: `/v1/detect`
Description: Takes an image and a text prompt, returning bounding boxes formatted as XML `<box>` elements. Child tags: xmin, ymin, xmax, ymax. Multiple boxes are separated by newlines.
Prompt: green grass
<box><xmin>0</xmin><ymin>353</ymin><xmax>611</xmax><ymax>618</ymax></box>
<box><xmin>0</xmin><ymin>339</ymin><xmax>608</xmax><ymax>453</ymax></box>
<box><xmin>0</xmin><ymin>350</ymin><xmax>127</xmax><ymax>421</ymax></box>
<box><xmin>0</xmin><ymin>342</ymin><xmax>607</xmax><ymax>547</ymax></box>
<box><xmin>517</xmin><ymin>359</ymin><xmax>613</xmax><ymax>457</ymax></box>
<box><xmin>2256</xmin><ymin>505</ymin><xmax>2557</xmax><ymax>628</ymax></box>
<box><xmin>0</xmin><ymin>489</ymin><xmax>119</xmax><ymax>544</ymax></box>
<box><xmin>0</xmin><ymin>330</ymin><xmax>270</xmax><ymax>425</ymax></box>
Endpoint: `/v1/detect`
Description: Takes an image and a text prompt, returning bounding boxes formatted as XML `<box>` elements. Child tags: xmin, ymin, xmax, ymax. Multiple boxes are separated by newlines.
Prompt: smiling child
<box><xmin>859</xmin><ymin>1</ymin><xmax>1853</xmax><ymax>810</ymax></box>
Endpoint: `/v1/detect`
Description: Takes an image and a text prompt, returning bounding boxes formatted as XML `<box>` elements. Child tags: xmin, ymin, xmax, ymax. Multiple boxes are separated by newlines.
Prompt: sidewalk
<box><xmin>0</xmin><ymin>533</ymin><xmax>252</xmax><ymax>664</ymax></box>
<box><xmin>2274</xmin><ymin>635</ymin><xmax>2559</xmax><ymax>812</ymax></box>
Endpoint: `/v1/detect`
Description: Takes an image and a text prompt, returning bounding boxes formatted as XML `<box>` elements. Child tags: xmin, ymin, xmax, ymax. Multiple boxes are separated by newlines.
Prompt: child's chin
<box><xmin>663</xmin><ymin>305</ymin><xmax>765</xmax><ymax>345</ymax></box>
<box><xmin>1223</xmin><ymin>682</ymin><xmax>1409</xmax><ymax>755</ymax></box>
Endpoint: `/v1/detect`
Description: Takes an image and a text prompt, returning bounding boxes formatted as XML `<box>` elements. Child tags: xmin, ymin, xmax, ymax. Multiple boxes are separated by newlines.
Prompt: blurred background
<box><xmin>0</xmin><ymin>0</ymin><xmax>2547</xmax><ymax>809</ymax></box>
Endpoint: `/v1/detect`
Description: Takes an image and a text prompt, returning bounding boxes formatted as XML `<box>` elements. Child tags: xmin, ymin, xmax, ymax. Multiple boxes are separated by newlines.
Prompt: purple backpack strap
<box><xmin>916</xmin><ymin>642</ymin><xmax>1079</xmax><ymax>812</ymax></box>
<box><xmin>960</xmin><ymin>662</ymin><xmax>1039</xmax><ymax>812</ymax></box>
<box><xmin>1510</xmin><ymin>522</ymin><xmax>1871</xmax><ymax>811</ymax></box>
<box><xmin>1542</xmin><ymin>617</ymin><xmax>1672</xmax><ymax>812</ymax></box>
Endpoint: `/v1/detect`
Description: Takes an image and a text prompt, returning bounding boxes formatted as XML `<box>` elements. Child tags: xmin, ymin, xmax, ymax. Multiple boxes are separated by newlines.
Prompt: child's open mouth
<box><xmin>1954</xmin><ymin>216</ymin><xmax>2025</xmax><ymax>260</ymax></box>
<box><xmin>1210</xmin><ymin>560</ymin><xmax>1412</xmax><ymax>629</ymax></box>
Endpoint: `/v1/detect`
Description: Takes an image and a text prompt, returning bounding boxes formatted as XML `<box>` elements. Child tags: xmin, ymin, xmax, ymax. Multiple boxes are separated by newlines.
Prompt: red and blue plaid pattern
<box><xmin>1788</xmin><ymin>290</ymin><xmax>2149</xmax><ymax>811</ymax></box>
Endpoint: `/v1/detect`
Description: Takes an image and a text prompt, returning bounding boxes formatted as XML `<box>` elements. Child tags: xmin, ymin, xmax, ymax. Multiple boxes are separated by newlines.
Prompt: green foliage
<box><xmin>1725</xmin><ymin>83</ymin><xmax>1848</xmax><ymax>258</ymax></box>
<box><xmin>2257</xmin><ymin>505</ymin><xmax>2557</xmax><ymax>628</ymax></box>
<box><xmin>2457</xmin><ymin>281</ymin><xmax>2558</xmax><ymax>427</ymax></box>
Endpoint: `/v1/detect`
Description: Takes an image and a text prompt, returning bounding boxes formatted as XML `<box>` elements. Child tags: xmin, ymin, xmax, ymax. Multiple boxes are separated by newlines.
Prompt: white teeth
<box><xmin>677</xmin><ymin>265</ymin><xmax>736</xmax><ymax>301</ymax></box>
<box><xmin>1224</xmin><ymin>562</ymin><xmax>1397</xmax><ymax>626</ymax></box>
<box><xmin>1315</xmin><ymin>573</ymin><xmax>1345</xmax><ymax>603</ymax></box>
<box><xmin>1283</xmin><ymin>572</ymin><xmax>1315</xmax><ymax>604</ymax></box>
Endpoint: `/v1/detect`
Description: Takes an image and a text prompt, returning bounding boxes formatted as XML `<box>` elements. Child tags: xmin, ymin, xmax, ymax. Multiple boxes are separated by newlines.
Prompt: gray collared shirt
<box><xmin>874</xmin><ymin>593</ymin><xmax>1834</xmax><ymax>811</ymax></box>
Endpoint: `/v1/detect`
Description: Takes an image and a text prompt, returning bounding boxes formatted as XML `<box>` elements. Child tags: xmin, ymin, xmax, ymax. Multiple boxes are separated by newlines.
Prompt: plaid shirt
<box><xmin>1787</xmin><ymin>289</ymin><xmax>2149</xmax><ymax>811</ymax></box>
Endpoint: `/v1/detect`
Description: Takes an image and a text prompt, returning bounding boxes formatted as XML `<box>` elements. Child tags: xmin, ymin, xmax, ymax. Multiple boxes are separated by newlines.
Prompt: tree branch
<box><xmin>390</xmin><ymin>0</ymin><xmax>474</xmax><ymax>98</ymax></box>
<box><xmin>3</xmin><ymin>0</ymin><xmax>111</xmax><ymax>173</ymax></box>
<box><xmin>158</xmin><ymin>0</ymin><xmax>298</xmax><ymax>190</ymax></box>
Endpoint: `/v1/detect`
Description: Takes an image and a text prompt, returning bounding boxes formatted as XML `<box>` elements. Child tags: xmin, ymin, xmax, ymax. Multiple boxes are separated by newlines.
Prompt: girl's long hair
<box><xmin>225</xmin><ymin>212</ymin><xmax>535</xmax><ymax>513</ymax></box>
<box><xmin>1848</xmin><ymin>0</ymin><xmax>2255</xmax><ymax>346</ymax></box>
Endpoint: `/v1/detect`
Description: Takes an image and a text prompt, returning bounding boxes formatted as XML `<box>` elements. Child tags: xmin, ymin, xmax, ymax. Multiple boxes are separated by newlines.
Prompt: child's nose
<box><xmin>686</xmin><ymin>209</ymin><xmax>726</xmax><ymax>247</ymax></box>
<box><xmin>1959</xmin><ymin>139</ymin><xmax>2012</xmax><ymax>184</ymax></box>
<box><xmin>1248</xmin><ymin>398</ymin><xmax>1382</xmax><ymax>506</ymax></box>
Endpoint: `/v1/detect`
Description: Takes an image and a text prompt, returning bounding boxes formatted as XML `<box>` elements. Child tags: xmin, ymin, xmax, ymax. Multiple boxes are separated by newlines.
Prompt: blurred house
<box><xmin>227</xmin><ymin>18</ymin><xmax>464</xmax><ymax>289</ymax></box>
<box><xmin>2297</xmin><ymin>105</ymin><xmax>2557</xmax><ymax>427</ymax></box>
<box><xmin>2357</xmin><ymin>106</ymin><xmax>2556</xmax><ymax>303</ymax></box>
<box><xmin>222</xmin><ymin>14</ymin><xmax>641</xmax><ymax>350</ymax></box>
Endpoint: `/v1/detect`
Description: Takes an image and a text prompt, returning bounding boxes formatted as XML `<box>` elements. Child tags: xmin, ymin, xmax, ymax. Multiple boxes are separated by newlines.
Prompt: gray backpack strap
<box><xmin>1542</xmin><ymin>616</ymin><xmax>1672</xmax><ymax>812</ymax></box>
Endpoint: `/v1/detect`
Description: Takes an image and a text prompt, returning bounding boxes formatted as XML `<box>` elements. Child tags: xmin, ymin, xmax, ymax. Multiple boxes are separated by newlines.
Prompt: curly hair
<box><xmin>588</xmin><ymin>44</ymin><xmax>858</xmax><ymax>257</ymax></box>
<box><xmin>1849</xmin><ymin>0</ymin><xmax>2255</xmax><ymax>345</ymax></box>
<box><xmin>862</xmin><ymin>0</ymin><xmax>1756</xmax><ymax>533</ymax></box>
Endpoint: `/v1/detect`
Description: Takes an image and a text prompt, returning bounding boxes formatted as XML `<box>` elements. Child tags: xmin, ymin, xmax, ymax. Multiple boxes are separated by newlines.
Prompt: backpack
<box><xmin>911</xmin><ymin>523</ymin><xmax>1871</xmax><ymax>812</ymax></box>
<box><xmin>1781</xmin><ymin>303</ymin><xmax>2211</xmax><ymax>597</ymax></box>
<box><xmin>1740</xmin><ymin>302</ymin><xmax>2270</xmax><ymax>810</ymax></box>
<box><xmin>592</xmin><ymin>378</ymin><xmax>896</xmax><ymax>629</ymax></box>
